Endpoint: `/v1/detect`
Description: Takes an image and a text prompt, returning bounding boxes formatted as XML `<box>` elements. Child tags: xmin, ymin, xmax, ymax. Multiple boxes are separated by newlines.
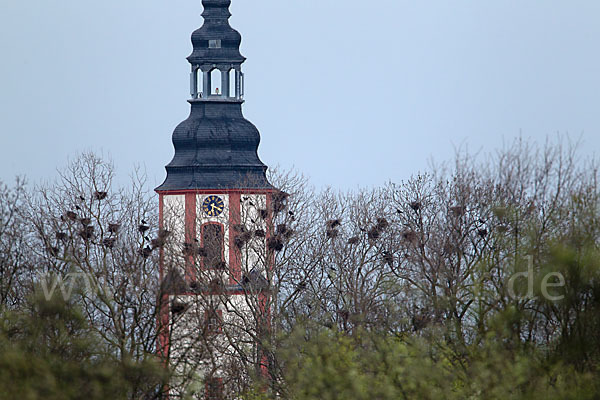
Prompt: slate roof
<box><xmin>188</xmin><ymin>0</ymin><xmax>245</xmax><ymax>65</ymax></box>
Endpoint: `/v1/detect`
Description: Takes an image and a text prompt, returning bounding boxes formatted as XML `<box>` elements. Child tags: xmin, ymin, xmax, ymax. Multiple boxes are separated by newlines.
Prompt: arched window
<box><xmin>201</xmin><ymin>223</ymin><xmax>225</xmax><ymax>269</ymax></box>
<box><xmin>229</xmin><ymin>69</ymin><xmax>236</xmax><ymax>98</ymax></box>
<box><xmin>211</xmin><ymin>69</ymin><xmax>221</xmax><ymax>95</ymax></box>
<box><xmin>205</xmin><ymin>377</ymin><xmax>224</xmax><ymax>400</ymax></box>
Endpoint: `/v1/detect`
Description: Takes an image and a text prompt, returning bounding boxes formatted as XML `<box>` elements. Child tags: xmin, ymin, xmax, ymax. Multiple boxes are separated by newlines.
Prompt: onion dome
<box><xmin>187</xmin><ymin>0</ymin><xmax>245</xmax><ymax>65</ymax></box>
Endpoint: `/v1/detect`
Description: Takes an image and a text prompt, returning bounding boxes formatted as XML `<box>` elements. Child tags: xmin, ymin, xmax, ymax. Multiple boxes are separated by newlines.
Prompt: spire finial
<box><xmin>201</xmin><ymin>0</ymin><xmax>232</xmax><ymax>19</ymax></box>
<box><xmin>187</xmin><ymin>0</ymin><xmax>245</xmax><ymax>67</ymax></box>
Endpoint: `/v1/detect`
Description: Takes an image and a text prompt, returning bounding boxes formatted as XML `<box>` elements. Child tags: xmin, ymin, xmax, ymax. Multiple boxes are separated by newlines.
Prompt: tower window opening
<box><xmin>196</xmin><ymin>68</ymin><xmax>203</xmax><ymax>98</ymax></box>
<box><xmin>209</xmin><ymin>39</ymin><xmax>222</xmax><ymax>49</ymax></box>
<box><xmin>239</xmin><ymin>72</ymin><xmax>244</xmax><ymax>98</ymax></box>
<box><xmin>229</xmin><ymin>69</ymin><xmax>236</xmax><ymax>98</ymax></box>
<box><xmin>201</xmin><ymin>223</ymin><xmax>225</xmax><ymax>269</ymax></box>
<box><xmin>210</xmin><ymin>69</ymin><xmax>221</xmax><ymax>95</ymax></box>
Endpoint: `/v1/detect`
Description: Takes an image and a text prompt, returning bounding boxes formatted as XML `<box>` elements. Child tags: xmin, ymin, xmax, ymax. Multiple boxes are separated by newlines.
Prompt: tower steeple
<box><xmin>157</xmin><ymin>3</ymin><xmax>276</xmax><ymax>396</ymax></box>
<box><xmin>157</xmin><ymin>0</ymin><xmax>271</xmax><ymax>191</ymax></box>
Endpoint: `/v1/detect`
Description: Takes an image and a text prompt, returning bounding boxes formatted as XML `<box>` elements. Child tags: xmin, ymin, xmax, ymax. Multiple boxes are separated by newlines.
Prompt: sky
<box><xmin>1</xmin><ymin>0</ymin><xmax>599</xmax><ymax>190</ymax></box>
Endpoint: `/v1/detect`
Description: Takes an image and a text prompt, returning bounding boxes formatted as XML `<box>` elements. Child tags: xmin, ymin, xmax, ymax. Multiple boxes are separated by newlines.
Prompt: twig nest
<box><xmin>108</xmin><ymin>223</ymin><xmax>121</xmax><ymax>233</ymax></box>
<box><xmin>326</xmin><ymin>229</ymin><xmax>339</xmax><ymax>239</ymax></box>
<box><xmin>326</xmin><ymin>219</ymin><xmax>342</xmax><ymax>230</ymax></box>
<box><xmin>450</xmin><ymin>205</ymin><xmax>465</xmax><ymax>216</ymax></box>
<box><xmin>402</xmin><ymin>230</ymin><xmax>418</xmax><ymax>244</ymax></box>
<box><xmin>267</xmin><ymin>236</ymin><xmax>284</xmax><ymax>252</ymax></box>
<box><xmin>94</xmin><ymin>191</ymin><xmax>108</xmax><ymax>200</ymax></box>
<box><xmin>102</xmin><ymin>237</ymin><xmax>116</xmax><ymax>248</ymax></box>
<box><xmin>79</xmin><ymin>226</ymin><xmax>95</xmax><ymax>241</ymax></box>
<box><xmin>383</xmin><ymin>251</ymin><xmax>394</xmax><ymax>266</ymax></box>
<box><xmin>80</xmin><ymin>218</ymin><xmax>92</xmax><ymax>226</ymax></box>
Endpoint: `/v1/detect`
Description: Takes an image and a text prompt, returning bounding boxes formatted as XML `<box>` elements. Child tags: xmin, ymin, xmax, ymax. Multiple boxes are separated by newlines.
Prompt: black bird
<box><xmin>289</xmin><ymin>211</ymin><xmax>295</xmax><ymax>216</ymax></box>
<box><xmin>79</xmin><ymin>196</ymin><xmax>85</xmax><ymax>201</ymax></box>
<box><xmin>141</xmin><ymin>219</ymin><xmax>147</xmax><ymax>225</ymax></box>
<box><xmin>140</xmin><ymin>246</ymin><xmax>152</xmax><ymax>258</ymax></box>
<box><xmin>75</xmin><ymin>205</ymin><xmax>81</xmax><ymax>211</ymax></box>
<box><xmin>396</xmin><ymin>209</ymin><xmax>403</xmax><ymax>214</ymax></box>
<box><xmin>47</xmin><ymin>246</ymin><xmax>60</xmax><ymax>257</ymax></box>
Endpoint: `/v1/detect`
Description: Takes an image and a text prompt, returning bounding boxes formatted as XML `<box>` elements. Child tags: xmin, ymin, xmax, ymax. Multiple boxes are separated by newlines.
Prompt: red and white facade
<box><xmin>157</xmin><ymin>190</ymin><xmax>274</xmax><ymax>398</ymax></box>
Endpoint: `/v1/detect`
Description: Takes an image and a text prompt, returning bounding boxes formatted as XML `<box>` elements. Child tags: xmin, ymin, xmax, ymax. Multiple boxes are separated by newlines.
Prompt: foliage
<box><xmin>0</xmin><ymin>292</ymin><xmax>166</xmax><ymax>400</ymax></box>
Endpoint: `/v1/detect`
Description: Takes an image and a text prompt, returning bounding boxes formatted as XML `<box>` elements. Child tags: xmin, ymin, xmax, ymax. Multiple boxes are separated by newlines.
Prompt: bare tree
<box><xmin>19</xmin><ymin>153</ymin><xmax>168</xmax><ymax>398</ymax></box>
<box><xmin>0</xmin><ymin>177</ymin><xmax>29</xmax><ymax>309</ymax></box>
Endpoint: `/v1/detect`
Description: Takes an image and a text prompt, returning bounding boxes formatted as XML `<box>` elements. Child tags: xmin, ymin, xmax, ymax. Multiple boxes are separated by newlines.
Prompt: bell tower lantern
<box><xmin>189</xmin><ymin>0</ymin><xmax>246</xmax><ymax>101</ymax></box>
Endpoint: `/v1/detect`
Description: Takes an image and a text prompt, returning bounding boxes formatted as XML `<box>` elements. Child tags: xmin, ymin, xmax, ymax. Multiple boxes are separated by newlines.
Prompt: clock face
<box><xmin>202</xmin><ymin>195</ymin><xmax>225</xmax><ymax>217</ymax></box>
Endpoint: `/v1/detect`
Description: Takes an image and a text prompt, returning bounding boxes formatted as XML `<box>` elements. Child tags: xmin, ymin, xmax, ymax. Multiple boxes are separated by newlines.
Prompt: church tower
<box><xmin>156</xmin><ymin>1</ymin><xmax>278</xmax><ymax>397</ymax></box>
